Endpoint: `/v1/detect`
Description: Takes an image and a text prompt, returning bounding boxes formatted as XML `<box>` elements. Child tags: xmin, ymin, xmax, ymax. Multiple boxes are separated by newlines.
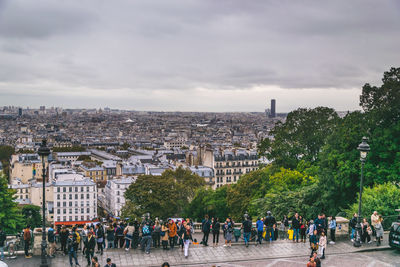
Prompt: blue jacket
<box><xmin>256</xmin><ymin>220</ymin><xmax>264</xmax><ymax>231</ymax></box>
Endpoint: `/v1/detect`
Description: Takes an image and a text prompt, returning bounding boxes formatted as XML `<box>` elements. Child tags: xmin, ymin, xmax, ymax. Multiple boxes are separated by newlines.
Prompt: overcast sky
<box><xmin>0</xmin><ymin>0</ymin><xmax>399</xmax><ymax>112</ymax></box>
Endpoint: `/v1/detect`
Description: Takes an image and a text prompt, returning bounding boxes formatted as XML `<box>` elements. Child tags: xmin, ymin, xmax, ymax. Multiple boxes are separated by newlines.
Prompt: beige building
<box><xmin>10</xmin><ymin>154</ymin><xmax>49</xmax><ymax>183</ymax></box>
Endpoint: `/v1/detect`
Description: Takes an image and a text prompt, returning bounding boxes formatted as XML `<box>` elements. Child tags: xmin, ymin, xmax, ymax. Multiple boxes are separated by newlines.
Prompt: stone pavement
<box><xmin>4</xmin><ymin>234</ymin><xmax>390</xmax><ymax>267</ymax></box>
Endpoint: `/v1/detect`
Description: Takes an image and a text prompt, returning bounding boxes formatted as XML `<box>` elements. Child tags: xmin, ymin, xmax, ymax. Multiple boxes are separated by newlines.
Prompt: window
<box><xmin>75</xmin><ymin>194</ymin><xmax>78</xmax><ymax>199</ymax></box>
<box><xmin>117</xmin><ymin>185</ymin><xmax>120</xmax><ymax>189</ymax></box>
<box><xmin>117</xmin><ymin>191</ymin><xmax>120</xmax><ymax>196</ymax></box>
<box><xmin>69</xmin><ymin>202</ymin><xmax>72</xmax><ymax>207</ymax></box>
<box><xmin>57</xmin><ymin>187</ymin><xmax>60</xmax><ymax>192</ymax></box>
<box><xmin>75</xmin><ymin>208</ymin><xmax>78</xmax><ymax>213</ymax></box>
<box><xmin>63</xmin><ymin>216</ymin><xmax>66</xmax><ymax>221</ymax></box>
<box><xmin>81</xmin><ymin>216</ymin><xmax>84</xmax><ymax>220</ymax></box>
<box><xmin>69</xmin><ymin>187</ymin><xmax>72</xmax><ymax>192</ymax></box>
<box><xmin>75</xmin><ymin>187</ymin><xmax>78</xmax><ymax>192</ymax></box>
<box><xmin>117</xmin><ymin>198</ymin><xmax>120</xmax><ymax>203</ymax></box>
<box><xmin>81</xmin><ymin>208</ymin><xmax>84</xmax><ymax>213</ymax></box>
<box><xmin>87</xmin><ymin>194</ymin><xmax>90</xmax><ymax>199</ymax></box>
<box><xmin>63</xmin><ymin>194</ymin><xmax>66</xmax><ymax>200</ymax></box>
<box><xmin>57</xmin><ymin>209</ymin><xmax>60</xmax><ymax>214</ymax></box>
<box><xmin>81</xmin><ymin>187</ymin><xmax>84</xmax><ymax>192</ymax></box>
<box><xmin>63</xmin><ymin>209</ymin><xmax>66</xmax><ymax>214</ymax></box>
<box><xmin>86</xmin><ymin>187</ymin><xmax>89</xmax><ymax>192</ymax></box>
<box><xmin>69</xmin><ymin>208</ymin><xmax>72</xmax><ymax>214</ymax></box>
<box><xmin>87</xmin><ymin>208</ymin><xmax>90</xmax><ymax>213</ymax></box>
<box><xmin>57</xmin><ymin>216</ymin><xmax>60</xmax><ymax>221</ymax></box>
<box><xmin>69</xmin><ymin>194</ymin><xmax>72</xmax><ymax>200</ymax></box>
<box><xmin>57</xmin><ymin>202</ymin><xmax>60</xmax><ymax>207</ymax></box>
<box><xmin>63</xmin><ymin>187</ymin><xmax>66</xmax><ymax>192</ymax></box>
<box><xmin>63</xmin><ymin>202</ymin><xmax>66</xmax><ymax>207</ymax></box>
<box><xmin>57</xmin><ymin>194</ymin><xmax>60</xmax><ymax>200</ymax></box>
<box><xmin>69</xmin><ymin>216</ymin><xmax>72</xmax><ymax>221</ymax></box>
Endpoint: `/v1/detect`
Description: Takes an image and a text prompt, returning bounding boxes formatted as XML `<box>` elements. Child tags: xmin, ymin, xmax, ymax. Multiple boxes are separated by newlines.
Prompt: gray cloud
<box><xmin>0</xmin><ymin>0</ymin><xmax>399</xmax><ymax>111</ymax></box>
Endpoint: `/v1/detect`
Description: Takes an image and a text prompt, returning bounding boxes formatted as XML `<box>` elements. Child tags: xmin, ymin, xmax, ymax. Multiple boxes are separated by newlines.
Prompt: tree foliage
<box><xmin>0</xmin><ymin>175</ymin><xmax>23</xmax><ymax>233</ymax></box>
<box><xmin>21</xmin><ymin>205</ymin><xmax>42</xmax><ymax>229</ymax></box>
<box><xmin>122</xmin><ymin>167</ymin><xmax>205</xmax><ymax>220</ymax></box>
<box><xmin>258</xmin><ymin>107</ymin><xmax>338</xmax><ymax>169</ymax></box>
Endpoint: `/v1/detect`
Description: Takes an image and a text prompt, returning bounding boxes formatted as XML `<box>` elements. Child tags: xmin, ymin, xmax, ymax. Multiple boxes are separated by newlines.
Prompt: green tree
<box><xmin>21</xmin><ymin>205</ymin><xmax>41</xmax><ymax>229</ymax></box>
<box><xmin>0</xmin><ymin>145</ymin><xmax>14</xmax><ymax>180</ymax></box>
<box><xmin>258</xmin><ymin>107</ymin><xmax>339</xmax><ymax>169</ymax></box>
<box><xmin>122</xmin><ymin>167</ymin><xmax>205</xmax><ymax>220</ymax></box>
<box><xmin>0</xmin><ymin>175</ymin><xmax>23</xmax><ymax>233</ymax></box>
<box><xmin>345</xmin><ymin>182</ymin><xmax>400</xmax><ymax>229</ymax></box>
<box><xmin>360</xmin><ymin>67</ymin><xmax>400</xmax><ymax>126</ymax></box>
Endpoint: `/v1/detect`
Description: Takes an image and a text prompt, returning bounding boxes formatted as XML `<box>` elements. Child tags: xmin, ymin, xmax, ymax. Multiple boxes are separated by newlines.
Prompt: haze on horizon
<box><xmin>0</xmin><ymin>0</ymin><xmax>399</xmax><ymax>112</ymax></box>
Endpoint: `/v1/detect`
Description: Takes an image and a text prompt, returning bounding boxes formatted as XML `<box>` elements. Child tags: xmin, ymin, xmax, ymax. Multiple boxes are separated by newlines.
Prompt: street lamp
<box><xmin>354</xmin><ymin>137</ymin><xmax>370</xmax><ymax>247</ymax></box>
<box><xmin>37</xmin><ymin>139</ymin><xmax>50</xmax><ymax>267</ymax></box>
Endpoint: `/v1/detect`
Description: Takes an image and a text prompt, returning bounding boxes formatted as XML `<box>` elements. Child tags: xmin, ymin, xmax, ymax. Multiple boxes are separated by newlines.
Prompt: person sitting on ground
<box><xmin>313</xmin><ymin>251</ymin><xmax>321</xmax><ymax>267</ymax></box>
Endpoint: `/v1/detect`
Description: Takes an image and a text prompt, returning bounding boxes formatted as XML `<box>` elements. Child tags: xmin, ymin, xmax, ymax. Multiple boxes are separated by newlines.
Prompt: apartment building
<box><xmin>105</xmin><ymin>177</ymin><xmax>135</xmax><ymax>217</ymax></box>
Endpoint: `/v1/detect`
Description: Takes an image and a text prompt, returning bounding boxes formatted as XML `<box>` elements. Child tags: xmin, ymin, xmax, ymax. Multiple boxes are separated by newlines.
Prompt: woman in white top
<box><xmin>318</xmin><ymin>231</ymin><xmax>327</xmax><ymax>259</ymax></box>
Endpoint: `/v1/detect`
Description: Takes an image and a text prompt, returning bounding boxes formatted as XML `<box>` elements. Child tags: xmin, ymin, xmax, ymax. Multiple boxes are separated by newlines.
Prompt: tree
<box><xmin>345</xmin><ymin>183</ymin><xmax>400</xmax><ymax>229</ymax></box>
<box><xmin>360</xmin><ymin>67</ymin><xmax>400</xmax><ymax>126</ymax></box>
<box><xmin>122</xmin><ymin>167</ymin><xmax>205</xmax><ymax>220</ymax></box>
<box><xmin>258</xmin><ymin>107</ymin><xmax>338</xmax><ymax>169</ymax></box>
<box><xmin>21</xmin><ymin>205</ymin><xmax>41</xmax><ymax>229</ymax></box>
<box><xmin>0</xmin><ymin>175</ymin><xmax>23</xmax><ymax>233</ymax></box>
<box><xmin>0</xmin><ymin>145</ymin><xmax>14</xmax><ymax>180</ymax></box>
<box><xmin>121</xmin><ymin>143</ymin><xmax>130</xmax><ymax>150</ymax></box>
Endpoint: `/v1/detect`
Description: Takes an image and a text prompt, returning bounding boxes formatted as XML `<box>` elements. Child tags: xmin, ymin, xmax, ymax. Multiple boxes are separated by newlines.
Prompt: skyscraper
<box><xmin>270</xmin><ymin>99</ymin><xmax>276</xmax><ymax>118</ymax></box>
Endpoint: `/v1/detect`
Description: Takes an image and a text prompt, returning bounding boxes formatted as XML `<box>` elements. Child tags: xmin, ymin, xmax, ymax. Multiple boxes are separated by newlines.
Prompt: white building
<box><xmin>105</xmin><ymin>177</ymin><xmax>135</xmax><ymax>217</ymax></box>
<box><xmin>53</xmin><ymin>173</ymin><xmax>97</xmax><ymax>225</ymax></box>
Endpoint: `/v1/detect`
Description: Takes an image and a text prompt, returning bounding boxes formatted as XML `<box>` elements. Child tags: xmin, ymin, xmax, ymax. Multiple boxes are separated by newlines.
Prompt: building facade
<box><xmin>105</xmin><ymin>177</ymin><xmax>135</xmax><ymax>217</ymax></box>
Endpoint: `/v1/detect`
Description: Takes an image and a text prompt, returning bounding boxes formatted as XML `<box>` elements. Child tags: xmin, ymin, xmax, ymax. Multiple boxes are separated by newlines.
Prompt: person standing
<box><xmin>84</xmin><ymin>231</ymin><xmax>96</xmax><ymax>266</ymax></box>
<box><xmin>256</xmin><ymin>217</ymin><xmax>264</xmax><ymax>244</ymax></box>
<box><xmin>95</xmin><ymin>224</ymin><xmax>104</xmax><ymax>255</ymax></box>
<box><xmin>104</xmin><ymin>258</ymin><xmax>117</xmax><ymax>267</ymax></box>
<box><xmin>371</xmin><ymin>211</ymin><xmax>379</xmax><ymax>238</ymax></box>
<box><xmin>23</xmin><ymin>225</ymin><xmax>32</xmax><ymax>258</ymax></box>
<box><xmin>153</xmin><ymin>220</ymin><xmax>161</xmax><ymax>248</ymax></box>
<box><xmin>67</xmin><ymin>233</ymin><xmax>80</xmax><ymax>267</ymax></box>
<box><xmin>292</xmin><ymin>213</ymin><xmax>300</xmax><ymax>243</ymax></box>
<box><xmin>242</xmin><ymin>215</ymin><xmax>252</xmax><ymax>247</ymax></box>
<box><xmin>141</xmin><ymin>219</ymin><xmax>153</xmax><ymax>254</ymax></box>
<box><xmin>106</xmin><ymin>224</ymin><xmax>115</xmax><ymax>249</ymax></box>
<box><xmin>318</xmin><ymin>231</ymin><xmax>326</xmax><ymax>259</ymax></box>
<box><xmin>349</xmin><ymin>213</ymin><xmax>357</xmax><ymax>242</ymax></box>
<box><xmin>167</xmin><ymin>219</ymin><xmax>177</xmax><ymax>249</ymax></box>
<box><xmin>264</xmin><ymin>211</ymin><xmax>276</xmax><ymax>241</ymax></box>
<box><xmin>124</xmin><ymin>222</ymin><xmax>135</xmax><ymax>251</ymax></box>
<box><xmin>177</xmin><ymin>220</ymin><xmax>185</xmax><ymax>251</ymax></box>
<box><xmin>375</xmin><ymin>215</ymin><xmax>384</xmax><ymax>246</ymax></box>
<box><xmin>161</xmin><ymin>222</ymin><xmax>169</xmax><ymax>250</ymax></box>
<box><xmin>60</xmin><ymin>226</ymin><xmax>69</xmax><ymax>255</ymax></box>
<box><xmin>115</xmin><ymin>223</ymin><xmax>124</xmax><ymax>248</ymax></box>
<box><xmin>0</xmin><ymin>227</ymin><xmax>6</xmax><ymax>261</ymax></box>
<box><xmin>201</xmin><ymin>215</ymin><xmax>211</xmax><ymax>246</ymax></box>
<box><xmin>47</xmin><ymin>225</ymin><xmax>56</xmax><ymax>258</ymax></box>
<box><xmin>212</xmin><ymin>218</ymin><xmax>221</xmax><ymax>247</ymax></box>
<box><xmin>224</xmin><ymin>218</ymin><xmax>233</xmax><ymax>247</ymax></box>
<box><xmin>307</xmin><ymin>220</ymin><xmax>316</xmax><ymax>246</ymax></box>
<box><xmin>329</xmin><ymin>216</ymin><xmax>336</xmax><ymax>244</ymax></box>
<box><xmin>182</xmin><ymin>223</ymin><xmax>193</xmax><ymax>258</ymax></box>
<box><xmin>81</xmin><ymin>225</ymin><xmax>89</xmax><ymax>254</ymax></box>
<box><xmin>300</xmin><ymin>216</ymin><xmax>306</xmax><ymax>243</ymax></box>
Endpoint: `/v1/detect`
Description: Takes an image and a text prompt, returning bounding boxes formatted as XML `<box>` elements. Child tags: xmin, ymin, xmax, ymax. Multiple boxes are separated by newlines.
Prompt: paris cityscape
<box><xmin>0</xmin><ymin>1</ymin><xmax>400</xmax><ymax>267</ymax></box>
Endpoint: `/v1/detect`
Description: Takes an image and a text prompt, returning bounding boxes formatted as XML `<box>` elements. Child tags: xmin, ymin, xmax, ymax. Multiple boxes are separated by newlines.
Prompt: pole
<box><xmin>354</xmin><ymin>160</ymin><xmax>364</xmax><ymax>247</ymax></box>
<box><xmin>40</xmin><ymin>154</ymin><xmax>48</xmax><ymax>267</ymax></box>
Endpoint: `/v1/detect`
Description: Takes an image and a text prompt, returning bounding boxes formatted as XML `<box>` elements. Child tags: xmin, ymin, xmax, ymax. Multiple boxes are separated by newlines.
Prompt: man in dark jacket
<box><xmin>95</xmin><ymin>224</ymin><xmax>104</xmax><ymax>255</ymax></box>
<box><xmin>264</xmin><ymin>211</ymin><xmax>276</xmax><ymax>241</ymax></box>
<box><xmin>201</xmin><ymin>215</ymin><xmax>211</xmax><ymax>246</ymax></box>
<box><xmin>47</xmin><ymin>225</ymin><xmax>56</xmax><ymax>257</ymax></box>
<box><xmin>292</xmin><ymin>213</ymin><xmax>301</xmax><ymax>242</ymax></box>
<box><xmin>314</xmin><ymin>214</ymin><xmax>325</xmax><ymax>236</ymax></box>
<box><xmin>242</xmin><ymin>216</ymin><xmax>252</xmax><ymax>247</ymax></box>
<box><xmin>85</xmin><ymin>231</ymin><xmax>96</xmax><ymax>266</ymax></box>
<box><xmin>0</xmin><ymin>227</ymin><xmax>6</xmax><ymax>261</ymax></box>
<box><xmin>67</xmin><ymin>233</ymin><xmax>80</xmax><ymax>267</ymax></box>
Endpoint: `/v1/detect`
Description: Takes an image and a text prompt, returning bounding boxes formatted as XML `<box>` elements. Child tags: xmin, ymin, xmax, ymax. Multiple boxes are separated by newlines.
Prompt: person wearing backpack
<box><xmin>72</xmin><ymin>227</ymin><xmax>81</xmax><ymax>252</ymax></box>
<box><xmin>106</xmin><ymin>224</ymin><xmax>115</xmax><ymax>249</ymax></box>
<box><xmin>141</xmin><ymin>220</ymin><xmax>153</xmax><ymax>254</ymax></box>
<box><xmin>47</xmin><ymin>225</ymin><xmax>56</xmax><ymax>258</ymax></box>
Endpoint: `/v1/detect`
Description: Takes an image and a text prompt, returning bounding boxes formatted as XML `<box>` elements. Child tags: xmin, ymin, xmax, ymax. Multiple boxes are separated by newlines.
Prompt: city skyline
<box><xmin>1</xmin><ymin>0</ymin><xmax>399</xmax><ymax>112</ymax></box>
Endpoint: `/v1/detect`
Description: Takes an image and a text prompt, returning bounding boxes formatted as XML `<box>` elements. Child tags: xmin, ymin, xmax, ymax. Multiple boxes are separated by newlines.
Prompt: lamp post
<box><xmin>354</xmin><ymin>137</ymin><xmax>370</xmax><ymax>247</ymax></box>
<box><xmin>38</xmin><ymin>139</ymin><xmax>50</xmax><ymax>267</ymax></box>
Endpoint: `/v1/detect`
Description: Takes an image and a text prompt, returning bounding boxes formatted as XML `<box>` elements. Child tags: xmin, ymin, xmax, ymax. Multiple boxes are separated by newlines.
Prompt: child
<box><xmin>288</xmin><ymin>226</ymin><xmax>294</xmax><ymax>241</ymax></box>
<box><xmin>309</xmin><ymin>230</ymin><xmax>319</xmax><ymax>257</ymax></box>
<box><xmin>318</xmin><ymin>231</ymin><xmax>326</xmax><ymax>259</ymax></box>
<box><xmin>273</xmin><ymin>224</ymin><xmax>278</xmax><ymax>241</ymax></box>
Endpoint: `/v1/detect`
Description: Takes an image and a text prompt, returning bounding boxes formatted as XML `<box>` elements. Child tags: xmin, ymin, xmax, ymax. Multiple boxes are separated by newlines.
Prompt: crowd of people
<box><xmin>13</xmin><ymin>210</ymin><xmax>386</xmax><ymax>267</ymax></box>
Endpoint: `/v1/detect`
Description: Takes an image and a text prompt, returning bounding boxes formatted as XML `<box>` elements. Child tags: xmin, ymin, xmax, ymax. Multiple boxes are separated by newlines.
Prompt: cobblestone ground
<box><xmin>3</xmin><ymin>234</ymin><xmax>392</xmax><ymax>267</ymax></box>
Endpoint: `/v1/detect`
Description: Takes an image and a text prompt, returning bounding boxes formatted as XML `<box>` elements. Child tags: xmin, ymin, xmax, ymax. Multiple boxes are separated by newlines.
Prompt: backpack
<box><xmin>160</xmin><ymin>231</ymin><xmax>165</xmax><ymax>237</ymax></box>
<box><xmin>75</xmin><ymin>232</ymin><xmax>81</xmax><ymax>244</ymax></box>
<box><xmin>142</xmin><ymin>225</ymin><xmax>150</xmax><ymax>235</ymax></box>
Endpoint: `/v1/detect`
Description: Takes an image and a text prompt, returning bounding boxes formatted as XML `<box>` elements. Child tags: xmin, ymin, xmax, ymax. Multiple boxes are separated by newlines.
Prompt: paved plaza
<box><xmin>3</xmin><ymin>235</ymin><xmax>393</xmax><ymax>267</ymax></box>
